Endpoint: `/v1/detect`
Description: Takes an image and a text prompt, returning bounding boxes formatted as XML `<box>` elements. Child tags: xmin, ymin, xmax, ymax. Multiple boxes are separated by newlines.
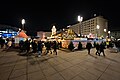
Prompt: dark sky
<box><xmin>0</xmin><ymin>0</ymin><xmax>119</xmax><ymax>36</ymax></box>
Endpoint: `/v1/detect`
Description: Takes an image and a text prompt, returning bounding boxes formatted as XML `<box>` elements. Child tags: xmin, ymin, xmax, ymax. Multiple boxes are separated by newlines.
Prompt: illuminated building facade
<box><xmin>70</xmin><ymin>16</ymin><xmax>108</xmax><ymax>38</ymax></box>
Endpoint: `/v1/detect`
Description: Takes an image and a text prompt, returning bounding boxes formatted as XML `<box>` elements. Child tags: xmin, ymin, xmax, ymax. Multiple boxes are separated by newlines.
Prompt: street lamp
<box><xmin>104</xmin><ymin>29</ymin><xmax>107</xmax><ymax>38</ymax></box>
<box><xmin>78</xmin><ymin>15</ymin><xmax>83</xmax><ymax>37</ymax></box>
<box><xmin>96</xmin><ymin>25</ymin><xmax>100</xmax><ymax>37</ymax></box>
<box><xmin>67</xmin><ymin>25</ymin><xmax>71</xmax><ymax>28</ymax></box>
<box><xmin>104</xmin><ymin>29</ymin><xmax>106</xmax><ymax>32</ymax></box>
<box><xmin>21</xmin><ymin>19</ymin><xmax>25</xmax><ymax>30</ymax></box>
<box><xmin>108</xmin><ymin>31</ymin><xmax>110</xmax><ymax>38</ymax></box>
<box><xmin>108</xmin><ymin>31</ymin><xmax>110</xmax><ymax>34</ymax></box>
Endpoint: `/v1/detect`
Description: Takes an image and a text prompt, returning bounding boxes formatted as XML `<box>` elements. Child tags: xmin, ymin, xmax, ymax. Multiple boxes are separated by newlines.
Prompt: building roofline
<box><xmin>0</xmin><ymin>24</ymin><xmax>19</xmax><ymax>31</ymax></box>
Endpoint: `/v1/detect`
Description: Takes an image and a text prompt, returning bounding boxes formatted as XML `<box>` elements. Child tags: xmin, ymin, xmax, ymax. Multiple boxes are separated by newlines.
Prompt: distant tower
<box><xmin>51</xmin><ymin>25</ymin><xmax>56</xmax><ymax>36</ymax></box>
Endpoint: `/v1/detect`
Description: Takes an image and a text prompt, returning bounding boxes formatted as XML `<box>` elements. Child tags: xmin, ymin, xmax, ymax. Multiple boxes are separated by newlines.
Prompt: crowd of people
<box><xmin>0</xmin><ymin>37</ymin><xmax>60</xmax><ymax>57</ymax></box>
<box><xmin>86</xmin><ymin>40</ymin><xmax>120</xmax><ymax>56</ymax></box>
<box><xmin>0</xmin><ymin>37</ymin><xmax>15</xmax><ymax>50</ymax></box>
<box><xmin>1</xmin><ymin>37</ymin><xmax>120</xmax><ymax>57</ymax></box>
<box><xmin>19</xmin><ymin>39</ymin><xmax>60</xmax><ymax>57</ymax></box>
<box><xmin>86</xmin><ymin>41</ymin><xmax>107</xmax><ymax>56</ymax></box>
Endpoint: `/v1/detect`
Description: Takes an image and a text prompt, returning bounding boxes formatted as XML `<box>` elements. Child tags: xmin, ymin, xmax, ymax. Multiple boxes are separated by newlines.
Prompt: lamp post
<box><xmin>104</xmin><ymin>29</ymin><xmax>106</xmax><ymax>38</ymax></box>
<box><xmin>78</xmin><ymin>15</ymin><xmax>83</xmax><ymax>37</ymax></box>
<box><xmin>21</xmin><ymin>19</ymin><xmax>25</xmax><ymax>30</ymax></box>
<box><xmin>108</xmin><ymin>31</ymin><xmax>110</xmax><ymax>38</ymax></box>
<box><xmin>18</xmin><ymin>28</ymin><xmax>21</xmax><ymax>33</ymax></box>
<box><xmin>67</xmin><ymin>25</ymin><xmax>71</xmax><ymax>28</ymax></box>
<box><xmin>96</xmin><ymin>25</ymin><xmax>100</xmax><ymax>38</ymax></box>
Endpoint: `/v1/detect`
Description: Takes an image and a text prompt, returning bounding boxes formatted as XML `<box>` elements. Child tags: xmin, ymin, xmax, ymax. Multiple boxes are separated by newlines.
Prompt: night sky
<box><xmin>0</xmin><ymin>1</ymin><xmax>119</xmax><ymax>36</ymax></box>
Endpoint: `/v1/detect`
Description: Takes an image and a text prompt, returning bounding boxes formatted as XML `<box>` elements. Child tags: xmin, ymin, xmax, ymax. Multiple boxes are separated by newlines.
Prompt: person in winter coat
<box><xmin>31</xmin><ymin>40</ymin><xmax>38</xmax><ymax>54</ymax></box>
<box><xmin>99</xmin><ymin>42</ymin><xmax>106</xmax><ymax>56</ymax></box>
<box><xmin>95</xmin><ymin>42</ymin><xmax>100</xmax><ymax>55</ymax></box>
<box><xmin>68</xmin><ymin>41</ymin><xmax>75</xmax><ymax>51</ymax></box>
<box><xmin>52</xmin><ymin>41</ymin><xmax>58</xmax><ymax>55</ymax></box>
<box><xmin>37</xmin><ymin>40</ymin><xmax>43</xmax><ymax>57</ymax></box>
<box><xmin>19</xmin><ymin>40</ymin><xmax>25</xmax><ymax>53</ymax></box>
<box><xmin>7</xmin><ymin>40</ymin><xmax>12</xmax><ymax>49</ymax></box>
<box><xmin>24</xmin><ymin>39</ymin><xmax>30</xmax><ymax>54</ymax></box>
<box><xmin>45</xmin><ymin>41</ymin><xmax>52</xmax><ymax>55</ymax></box>
<box><xmin>86</xmin><ymin>41</ymin><xmax>92</xmax><ymax>54</ymax></box>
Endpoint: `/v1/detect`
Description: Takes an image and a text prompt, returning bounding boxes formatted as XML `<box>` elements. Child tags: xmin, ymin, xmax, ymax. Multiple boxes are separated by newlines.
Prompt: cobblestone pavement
<box><xmin>0</xmin><ymin>48</ymin><xmax>120</xmax><ymax>80</ymax></box>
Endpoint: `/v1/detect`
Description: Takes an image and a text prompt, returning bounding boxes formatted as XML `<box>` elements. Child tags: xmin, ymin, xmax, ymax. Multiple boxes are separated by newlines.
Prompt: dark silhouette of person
<box><xmin>68</xmin><ymin>41</ymin><xmax>74</xmax><ymax>51</ymax></box>
<box><xmin>11</xmin><ymin>38</ymin><xmax>15</xmax><ymax>48</ymax></box>
<box><xmin>0</xmin><ymin>37</ymin><xmax>5</xmax><ymax>49</ymax></box>
<box><xmin>86</xmin><ymin>41</ymin><xmax>92</xmax><ymax>54</ymax></box>
<box><xmin>58</xmin><ymin>41</ymin><xmax>62</xmax><ymax>49</ymax></box>
<box><xmin>45</xmin><ymin>41</ymin><xmax>52</xmax><ymax>55</ymax></box>
<box><xmin>99</xmin><ymin>42</ymin><xmax>106</xmax><ymax>56</ymax></box>
<box><xmin>78</xmin><ymin>42</ymin><xmax>82</xmax><ymax>50</ymax></box>
<box><xmin>37</xmin><ymin>40</ymin><xmax>43</xmax><ymax>57</ymax></box>
<box><xmin>53</xmin><ymin>41</ymin><xmax>58</xmax><ymax>55</ymax></box>
<box><xmin>19</xmin><ymin>40</ymin><xmax>24</xmax><ymax>53</ymax></box>
<box><xmin>24</xmin><ymin>39</ymin><xmax>30</xmax><ymax>54</ymax></box>
<box><xmin>5</xmin><ymin>38</ymin><xmax>9</xmax><ymax>48</ymax></box>
<box><xmin>31</xmin><ymin>40</ymin><xmax>37</xmax><ymax>53</ymax></box>
<box><xmin>95</xmin><ymin>42</ymin><xmax>100</xmax><ymax>55</ymax></box>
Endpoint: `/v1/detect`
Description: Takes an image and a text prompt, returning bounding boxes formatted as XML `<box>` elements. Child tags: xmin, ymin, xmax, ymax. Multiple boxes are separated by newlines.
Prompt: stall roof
<box><xmin>16</xmin><ymin>30</ymin><xmax>28</xmax><ymax>38</ymax></box>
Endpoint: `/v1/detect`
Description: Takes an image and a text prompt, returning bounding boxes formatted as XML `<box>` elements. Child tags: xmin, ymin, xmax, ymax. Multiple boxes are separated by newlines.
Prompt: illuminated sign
<box><xmin>2</xmin><ymin>33</ymin><xmax>12</xmax><ymax>38</ymax></box>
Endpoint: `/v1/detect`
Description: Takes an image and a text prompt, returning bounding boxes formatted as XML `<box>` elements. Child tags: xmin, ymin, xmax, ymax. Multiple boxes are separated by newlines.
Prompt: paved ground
<box><xmin>0</xmin><ymin>48</ymin><xmax>120</xmax><ymax>80</ymax></box>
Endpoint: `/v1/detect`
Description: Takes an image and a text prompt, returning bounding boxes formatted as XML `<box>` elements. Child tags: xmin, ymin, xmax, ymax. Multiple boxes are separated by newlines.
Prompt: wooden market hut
<box><xmin>15</xmin><ymin>30</ymin><xmax>28</xmax><ymax>47</ymax></box>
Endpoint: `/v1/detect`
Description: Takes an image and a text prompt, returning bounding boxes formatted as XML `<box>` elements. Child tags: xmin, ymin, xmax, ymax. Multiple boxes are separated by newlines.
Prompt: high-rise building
<box><xmin>70</xmin><ymin>16</ymin><xmax>108</xmax><ymax>38</ymax></box>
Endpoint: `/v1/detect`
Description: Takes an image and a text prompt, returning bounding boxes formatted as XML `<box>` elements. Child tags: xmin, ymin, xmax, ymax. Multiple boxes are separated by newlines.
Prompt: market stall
<box><xmin>15</xmin><ymin>30</ymin><xmax>28</xmax><ymax>47</ymax></box>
